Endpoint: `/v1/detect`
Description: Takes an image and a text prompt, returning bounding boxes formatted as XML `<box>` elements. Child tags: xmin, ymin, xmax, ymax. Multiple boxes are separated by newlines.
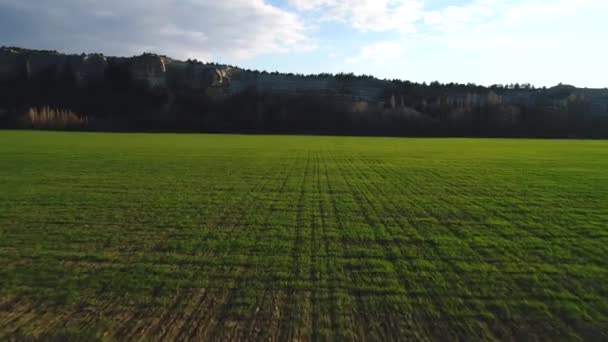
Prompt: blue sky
<box><xmin>1</xmin><ymin>0</ymin><xmax>606</xmax><ymax>88</ymax></box>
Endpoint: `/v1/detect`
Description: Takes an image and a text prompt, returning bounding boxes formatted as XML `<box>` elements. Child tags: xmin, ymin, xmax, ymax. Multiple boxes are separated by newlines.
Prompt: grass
<box><xmin>0</xmin><ymin>130</ymin><xmax>607</xmax><ymax>340</ymax></box>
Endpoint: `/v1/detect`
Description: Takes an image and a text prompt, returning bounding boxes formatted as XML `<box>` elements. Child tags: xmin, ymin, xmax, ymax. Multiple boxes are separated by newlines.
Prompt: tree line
<box><xmin>0</xmin><ymin>62</ymin><xmax>606</xmax><ymax>137</ymax></box>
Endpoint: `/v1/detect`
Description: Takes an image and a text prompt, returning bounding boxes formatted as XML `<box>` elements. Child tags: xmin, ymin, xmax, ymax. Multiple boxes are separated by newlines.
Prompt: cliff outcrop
<box><xmin>1</xmin><ymin>46</ymin><xmax>606</xmax><ymax>136</ymax></box>
<box><xmin>2</xmin><ymin>47</ymin><xmax>607</xmax><ymax>117</ymax></box>
<box><xmin>0</xmin><ymin>48</ymin><xmax>23</xmax><ymax>79</ymax></box>
<box><xmin>0</xmin><ymin>48</ymin><xmax>232</xmax><ymax>92</ymax></box>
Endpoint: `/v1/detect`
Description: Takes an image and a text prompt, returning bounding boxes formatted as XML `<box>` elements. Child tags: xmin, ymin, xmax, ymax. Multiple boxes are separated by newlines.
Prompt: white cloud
<box><xmin>0</xmin><ymin>0</ymin><xmax>312</xmax><ymax>60</ymax></box>
<box><xmin>290</xmin><ymin>0</ymin><xmax>425</xmax><ymax>33</ymax></box>
<box><xmin>423</xmin><ymin>4</ymin><xmax>490</xmax><ymax>32</ymax></box>
<box><xmin>423</xmin><ymin>0</ymin><xmax>608</xmax><ymax>50</ymax></box>
<box><xmin>335</xmin><ymin>0</ymin><xmax>608</xmax><ymax>87</ymax></box>
<box><xmin>1</xmin><ymin>0</ymin><xmax>606</xmax><ymax>86</ymax></box>
<box><xmin>291</xmin><ymin>0</ymin><xmax>608</xmax><ymax>45</ymax></box>
<box><xmin>346</xmin><ymin>40</ymin><xmax>404</xmax><ymax>64</ymax></box>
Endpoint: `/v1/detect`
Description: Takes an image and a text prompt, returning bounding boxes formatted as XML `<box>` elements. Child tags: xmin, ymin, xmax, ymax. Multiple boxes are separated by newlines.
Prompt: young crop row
<box><xmin>0</xmin><ymin>132</ymin><xmax>607</xmax><ymax>340</ymax></box>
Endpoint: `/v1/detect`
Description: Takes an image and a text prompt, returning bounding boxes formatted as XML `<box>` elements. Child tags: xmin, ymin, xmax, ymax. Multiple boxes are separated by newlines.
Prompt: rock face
<box><xmin>167</xmin><ymin>61</ymin><xmax>230</xmax><ymax>91</ymax></box>
<box><xmin>129</xmin><ymin>54</ymin><xmax>169</xmax><ymax>89</ymax></box>
<box><xmin>579</xmin><ymin>89</ymin><xmax>608</xmax><ymax>115</ymax></box>
<box><xmin>0</xmin><ymin>48</ymin><xmax>107</xmax><ymax>85</ymax></box>
<box><xmin>75</xmin><ymin>54</ymin><xmax>107</xmax><ymax>85</ymax></box>
<box><xmin>227</xmin><ymin>71</ymin><xmax>385</xmax><ymax>101</ymax></box>
<box><xmin>0</xmin><ymin>48</ymin><xmax>22</xmax><ymax>79</ymax></box>
<box><xmin>228</xmin><ymin>72</ymin><xmax>337</xmax><ymax>96</ymax></box>
<box><xmin>1</xmin><ymin>47</ymin><xmax>608</xmax><ymax>117</ymax></box>
<box><xmin>26</xmin><ymin>52</ymin><xmax>68</xmax><ymax>77</ymax></box>
<box><xmin>0</xmin><ymin>48</ymin><xmax>236</xmax><ymax>92</ymax></box>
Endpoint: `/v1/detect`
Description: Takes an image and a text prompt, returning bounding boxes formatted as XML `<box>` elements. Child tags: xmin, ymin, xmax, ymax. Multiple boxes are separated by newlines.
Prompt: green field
<box><xmin>0</xmin><ymin>131</ymin><xmax>607</xmax><ymax>341</ymax></box>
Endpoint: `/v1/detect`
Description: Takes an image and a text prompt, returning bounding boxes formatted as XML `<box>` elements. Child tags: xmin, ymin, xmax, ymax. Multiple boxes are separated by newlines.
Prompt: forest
<box><xmin>0</xmin><ymin>54</ymin><xmax>607</xmax><ymax>138</ymax></box>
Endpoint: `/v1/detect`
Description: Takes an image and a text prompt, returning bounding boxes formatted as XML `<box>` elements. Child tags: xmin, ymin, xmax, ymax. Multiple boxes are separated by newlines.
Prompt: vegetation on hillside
<box><xmin>1</xmin><ymin>47</ymin><xmax>607</xmax><ymax>137</ymax></box>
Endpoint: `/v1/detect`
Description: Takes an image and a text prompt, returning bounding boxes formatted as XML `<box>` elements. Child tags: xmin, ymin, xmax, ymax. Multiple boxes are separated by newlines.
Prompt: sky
<box><xmin>0</xmin><ymin>0</ymin><xmax>606</xmax><ymax>88</ymax></box>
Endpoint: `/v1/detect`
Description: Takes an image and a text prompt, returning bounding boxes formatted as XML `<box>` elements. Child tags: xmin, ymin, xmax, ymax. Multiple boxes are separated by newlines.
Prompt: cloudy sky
<box><xmin>1</xmin><ymin>0</ymin><xmax>606</xmax><ymax>87</ymax></box>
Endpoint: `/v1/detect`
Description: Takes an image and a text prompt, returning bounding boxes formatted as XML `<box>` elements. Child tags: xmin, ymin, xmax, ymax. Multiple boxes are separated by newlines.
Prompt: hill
<box><xmin>1</xmin><ymin>47</ymin><xmax>607</xmax><ymax>137</ymax></box>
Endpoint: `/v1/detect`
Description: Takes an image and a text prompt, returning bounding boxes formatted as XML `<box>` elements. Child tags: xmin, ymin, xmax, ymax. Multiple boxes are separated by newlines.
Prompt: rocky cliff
<box><xmin>1</xmin><ymin>47</ymin><xmax>607</xmax><ymax>117</ymax></box>
<box><xmin>0</xmin><ymin>47</ymin><xmax>230</xmax><ymax>91</ymax></box>
<box><xmin>0</xmin><ymin>48</ymin><xmax>441</xmax><ymax>102</ymax></box>
<box><xmin>1</xmin><ymin>47</ymin><xmax>607</xmax><ymax>136</ymax></box>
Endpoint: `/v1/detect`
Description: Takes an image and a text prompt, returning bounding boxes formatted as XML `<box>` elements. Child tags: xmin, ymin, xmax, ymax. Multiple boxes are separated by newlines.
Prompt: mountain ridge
<box><xmin>1</xmin><ymin>46</ymin><xmax>607</xmax><ymax>137</ymax></box>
